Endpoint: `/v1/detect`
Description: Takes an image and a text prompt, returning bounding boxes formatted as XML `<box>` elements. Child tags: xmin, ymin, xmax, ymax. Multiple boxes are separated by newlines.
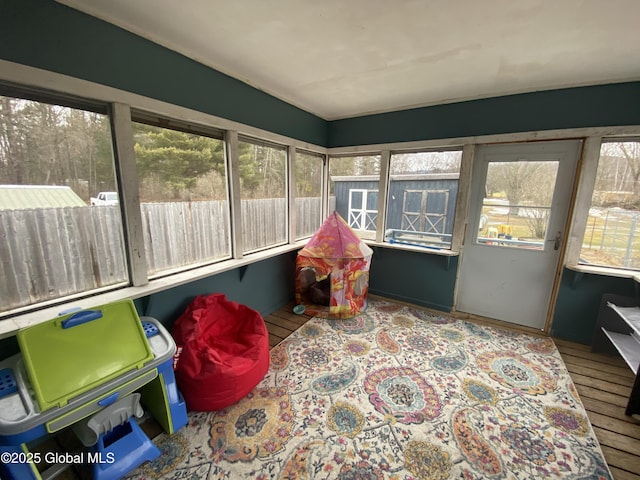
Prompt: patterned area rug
<box><xmin>126</xmin><ymin>299</ymin><xmax>612</xmax><ymax>480</ymax></box>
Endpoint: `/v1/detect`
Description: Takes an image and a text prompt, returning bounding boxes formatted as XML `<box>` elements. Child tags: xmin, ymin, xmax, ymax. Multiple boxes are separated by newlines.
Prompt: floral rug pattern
<box><xmin>126</xmin><ymin>299</ymin><xmax>611</xmax><ymax>479</ymax></box>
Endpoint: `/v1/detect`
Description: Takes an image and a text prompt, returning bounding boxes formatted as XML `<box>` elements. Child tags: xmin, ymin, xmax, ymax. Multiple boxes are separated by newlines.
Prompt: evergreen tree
<box><xmin>134</xmin><ymin>124</ymin><xmax>224</xmax><ymax>200</ymax></box>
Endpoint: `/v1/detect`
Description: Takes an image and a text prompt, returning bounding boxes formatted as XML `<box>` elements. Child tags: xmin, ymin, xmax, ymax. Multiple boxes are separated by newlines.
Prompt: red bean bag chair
<box><xmin>172</xmin><ymin>293</ymin><xmax>269</xmax><ymax>411</ymax></box>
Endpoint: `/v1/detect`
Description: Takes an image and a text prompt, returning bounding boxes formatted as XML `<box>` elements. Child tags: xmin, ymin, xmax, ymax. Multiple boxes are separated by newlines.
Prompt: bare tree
<box><xmin>0</xmin><ymin>97</ymin><xmax>25</xmax><ymax>184</ymax></box>
<box><xmin>617</xmin><ymin>142</ymin><xmax>640</xmax><ymax>197</ymax></box>
<box><xmin>596</xmin><ymin>141</ymin><xmax>640</xmax><ymax>208</ymax></box>
<box><xmin>486</xmin><ymin>161</ymin><xmax>557</xmax><ymax>239</ymax></box>
<box><xmin>391</xmin><ymin>151</ymin><xmax>461</xmax><ymax>174</ymax></box>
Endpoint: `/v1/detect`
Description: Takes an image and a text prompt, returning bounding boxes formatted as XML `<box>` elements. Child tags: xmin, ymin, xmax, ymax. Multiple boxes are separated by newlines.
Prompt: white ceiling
<box><xmin>58</xmin><ymin>0</ymin><xmax>640</xmax><ymax>120</ymax></box>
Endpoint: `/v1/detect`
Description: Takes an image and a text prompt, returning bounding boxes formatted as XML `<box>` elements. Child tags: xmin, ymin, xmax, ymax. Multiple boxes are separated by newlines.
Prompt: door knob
<box><xmin>547</xmin><ymin>231</ymin><xmax>561</xmax><ymax>250</ymax></box>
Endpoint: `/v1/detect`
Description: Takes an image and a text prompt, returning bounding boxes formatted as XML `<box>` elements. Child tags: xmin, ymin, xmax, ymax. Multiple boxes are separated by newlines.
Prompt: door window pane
<box><xmin>133</xmin><ymin>122</ymin><xmax>230</xmax><ymax>275</ymax></box>
<box><xmin>295</xmin><ymin>150</ymin><xmax>323</xmax><ymax>240</ymax></box>
<box><xmin>385</xmin><ymin>150</ymin><xmax>461</xmax><ymax>248</ymax></box>
<box><xmin>0</xmin><ymin>95</ymin><xmax>126</xmax><ymax>312</ymax></box>
<box><xmin>580</xmin><ymin>141</ymin><xmax>640</xmax><ymax>270</ymax></box>
<box><xmin>477</xmin><ymin>161</ymin><xmax>558</xmax><ymax>250</ymax></box>
<box><xmin>330</xmin><ymin>155</ymin><xmax>380</xmax><ymax>240</ymax></box>
<box><xmin>239</xmin><ymin>138</ymin><xmax>287</xmax><ymax>253</ymax></box>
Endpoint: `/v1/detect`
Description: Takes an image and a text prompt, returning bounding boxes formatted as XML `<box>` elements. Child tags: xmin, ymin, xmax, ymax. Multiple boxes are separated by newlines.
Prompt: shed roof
<box><xmin>0</xmin><ymin>185</ymin><xmax>86</xmax><ymax>210</ymax></box>
<box><xmin>299</xmin><ymin>211</ymin><xmax>373</xmax><ymax>259</ymax></box>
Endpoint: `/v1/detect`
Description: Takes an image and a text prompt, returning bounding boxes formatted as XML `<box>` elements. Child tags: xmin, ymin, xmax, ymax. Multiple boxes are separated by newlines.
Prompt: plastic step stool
<box><xmin>92</xmin><ymin>417</ymin><xmax>160</xmax><ymax>480</ymax></box>
<box><xmin>73</xmin><ymin>393</ymin><xmax>144</xmax><ymax>447</ymax></box>
<box><xmin>73</xmin><ymin>393</ymin><xmax>160</xmax><ymax>480</ymax></box>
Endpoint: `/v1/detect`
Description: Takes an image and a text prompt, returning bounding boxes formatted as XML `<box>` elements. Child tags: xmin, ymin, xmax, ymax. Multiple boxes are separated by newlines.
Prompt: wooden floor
<box><xmin>553</xmin><ymin>338</ymin><xmax>640</xmax><ymax>480</ymax></box>
<box><xmin>264</xmin><ymin>302</ymin><xmax>640</xmax><ymax>480</ymax></box>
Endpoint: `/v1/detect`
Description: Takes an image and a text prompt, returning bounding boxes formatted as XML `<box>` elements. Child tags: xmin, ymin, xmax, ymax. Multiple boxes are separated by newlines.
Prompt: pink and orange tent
<box><xmin>295</xmin><ymin>211</ymin><xmax>373</xmax><ymax>318</ymax></box>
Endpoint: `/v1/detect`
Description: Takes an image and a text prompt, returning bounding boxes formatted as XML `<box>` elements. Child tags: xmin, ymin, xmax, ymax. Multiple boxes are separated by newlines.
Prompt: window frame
<box><xmin>0</xmin><ymin>91</ymin><xmax>131</xmax><ymax>311</ymax></box>
<box><xmin>328</xmin><ymin>152</ymin><xmax>382</xmax><ymax>240</ymax></box>
<box><xmin>564</xmin><ymin>136</ymin><xmax>640</xmax><ymax>275</ymax></box>
<box><xmin>0</xmin><ymin>76</ymin><xmax>325</xmax><ymax>327</ymax></box>
<box><xmin>2</xmin><ymin>61</ymin><xmax>639</xmax><ymax>333</ymax></box>
<box><xmin>237</xmin><ymin>135</ymin><xmax>290</xmax><ymax>255</ymax></box>
<box><xmin>129</xmin><ymin>111</ymin><xmax>233</xmax><ymax>278</ymax></box>
<box><xmin>292</xmin><ymin>148</ymin><xmax>326</xmax><ymax>241</ymax></box>
<box><xmin>383</xmin><ymin>147</ymin><xmax>464</xmax><ymax>250</ymax></box>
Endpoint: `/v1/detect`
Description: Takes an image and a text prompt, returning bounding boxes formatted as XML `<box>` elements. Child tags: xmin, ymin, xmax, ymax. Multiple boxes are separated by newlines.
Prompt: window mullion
<box><xmin>322</xmin><ymin>156</ymin><xmax>330</xmax><ymax>219</ymax></box>
<box><xmin>226</xmin><ymin>130</ymin><xmax>243</xmax><ymax>258</ymax></box>
<box><xmin>110</xmin><ymin>102</ymin><xmax>148</xmax><ymax>286</ymax></box>
<box><xmin>566</xmin><ymin>136</ymin><xmax>602</xmax><ymax>265</ymax></box>
<box><xmin>451</xmin><ymin>144</ymin><xmax>475</xmax><ymax>252</ymax></box>
<box><xmin>376</xmin><ymin>150</ymin><xmax>390</xmax><ymax>242</ymax></box>
<box><xmin>288</xmin><ymin>146</ymin><xmax>296</xmax><ymax>243</ymax></box>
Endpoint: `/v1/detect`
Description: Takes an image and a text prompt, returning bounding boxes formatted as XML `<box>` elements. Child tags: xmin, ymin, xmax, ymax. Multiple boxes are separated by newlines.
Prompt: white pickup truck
<box><xmin>90</xmin><ymin>191</ymin><xmax>119</xmax><ymax>206</ymax></box>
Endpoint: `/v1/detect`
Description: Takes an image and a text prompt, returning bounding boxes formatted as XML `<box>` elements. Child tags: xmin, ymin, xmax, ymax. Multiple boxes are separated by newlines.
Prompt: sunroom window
<box><xmin>329</xmin><ymin>155</ymin><xmax>381</xmax><ymax>240</ymax></box>
<box><xmin>294</xmin><ymin>150</ymin><xmax>324</xmax><ymax>240</ymax></box>
<box><xmin>580</xmin><ymin>139</ymin><xmax>640</xmax><ymax>270</ymax></box>
<box><xmin>132</xmin><ymin>119</ymin><xmax>231</xmax><ymax>276</ymax></box>
<box><xmin>238</xmin><ymin>137</ymin><xmax>287</xmax><ymax>253</ymax></box>
<box><xmin>0</xmin><ymin>94</ymin><xmax>126</xmax><ymax>313</ymax></box>
<box><xmin>384</xmin><ymin>149</ymin><xmax>462</xmax><ymax>249</ymax></box>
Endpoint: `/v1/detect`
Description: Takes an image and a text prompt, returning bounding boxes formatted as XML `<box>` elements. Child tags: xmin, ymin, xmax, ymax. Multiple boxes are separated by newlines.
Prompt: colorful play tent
<box><xmin>296</xmin><ymin>211</ymin><xmax>373</xmax><ymax>318</ymax></box>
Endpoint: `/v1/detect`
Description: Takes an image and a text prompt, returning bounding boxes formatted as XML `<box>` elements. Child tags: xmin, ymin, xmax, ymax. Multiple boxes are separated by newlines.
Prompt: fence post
<box><xmin>624</xmin><ymin>213</ymin><xmax>638</xmax><ymax>268</ymax></box>
<box><xmin>600</xmin><ymin>210</ymin><xmax>609</xmax><ymax>250</ymax></box>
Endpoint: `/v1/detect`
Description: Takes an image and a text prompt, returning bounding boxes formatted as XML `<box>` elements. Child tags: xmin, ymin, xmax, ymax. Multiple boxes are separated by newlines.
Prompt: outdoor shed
<box><xmin>331</xmin><ymin>173</ymin><xmax>459</xmax><ymax>242</ymax></box>
<box><xmin>295</xmin><ymin>211</ymin><xmax>373</xmax><ymax>319</ymax></box>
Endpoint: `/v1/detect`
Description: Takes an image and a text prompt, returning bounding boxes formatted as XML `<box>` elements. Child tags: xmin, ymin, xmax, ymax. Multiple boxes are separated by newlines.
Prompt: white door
<box><xmin>456</xmin><ymin>140</ymin><xmax>581</xmax><ymax>329</ymax></box>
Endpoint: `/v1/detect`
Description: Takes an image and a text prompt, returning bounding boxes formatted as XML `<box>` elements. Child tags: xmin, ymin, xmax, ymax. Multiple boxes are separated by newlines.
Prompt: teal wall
<box><xmin>0</xmin><ymin>0</ymin><xmax>328</xmax><ymax>146</ymax></box>
<box><xmin>328</xmin><ymin>82</ymin><xmax>640</xmax><ymax>147</ymax></box>
<box><xmin>551</xmin><ymin>269</ymin><xmax>637</xmax><ymax>344</ymax></box>
<box><xmin>368</xmin><ymin>251</ymin><xmax>638</xmax><ymax>346</ymax></box>
<box><xmin>136</xmin><ymin>252</ymin><xmax>297</xmax><ymax>329</ymax></box>
<box><xmin>368</xmin><ymin>247</ymin><xmax>458</xmax><ymax>312</ymax></box>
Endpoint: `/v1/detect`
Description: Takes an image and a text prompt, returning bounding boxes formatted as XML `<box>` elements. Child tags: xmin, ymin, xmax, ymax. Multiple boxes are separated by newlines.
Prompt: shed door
<box><xmin>348</xmin><ymin>189</ymin><xmax>378</xmax><ymax>231</ymax></box>
<box><xmin>455</xmin><ymin>140</ymin><xmax>580</xmax><ymax>329</ymax></box>
<box><xmin>402</xmin><ymin>189</ymin><xmax>449</xmax><ymax>233</ymax></box>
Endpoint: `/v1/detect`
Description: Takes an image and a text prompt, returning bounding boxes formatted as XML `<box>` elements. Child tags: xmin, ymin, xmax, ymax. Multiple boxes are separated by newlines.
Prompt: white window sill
<box><xmin>566</xmin><ymin>263</ymin><xmax>640</xmax><ymax>283</ymax></box>
<box><xmin>0</xmin><ymin>241</ymin><xmax>307</xmax><ymax>339</ymax></box>
<box><xmin>365</xmin><ymin>240</ymin><xmax>459</xmax><ymax>256</ymax></box>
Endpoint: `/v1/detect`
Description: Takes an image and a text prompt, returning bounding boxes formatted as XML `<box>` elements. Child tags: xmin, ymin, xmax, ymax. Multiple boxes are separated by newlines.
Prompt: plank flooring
<box><xmin>264</xmin><ymin>301</ymin><xmax>640</xmax><ymax>480</ymax></box>
<box><xmin>553</xmin><ymin>338</ymin><xmax>640</xmax><ymax>480</ymax></box>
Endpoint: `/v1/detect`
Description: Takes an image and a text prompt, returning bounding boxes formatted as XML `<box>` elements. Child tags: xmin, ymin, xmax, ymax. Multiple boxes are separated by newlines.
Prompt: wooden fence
<box><xmin>241</xmin><ymin>198</ymin><xmax>286</xmax><ymax>252</ymax></box>
<box><xmin>142</xmin><ymin>200</ymin><xmax>230</xmax><ymax>273</ymax></box>
<box><xmin>1</xmin><ymin>197</ymin><xmax>323</xmax><ymax>311</ymax></box>
<box><xmin>0</xmin><ymin>206</ymin><xmax>128</xmax><ymax>310</ymax></box>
